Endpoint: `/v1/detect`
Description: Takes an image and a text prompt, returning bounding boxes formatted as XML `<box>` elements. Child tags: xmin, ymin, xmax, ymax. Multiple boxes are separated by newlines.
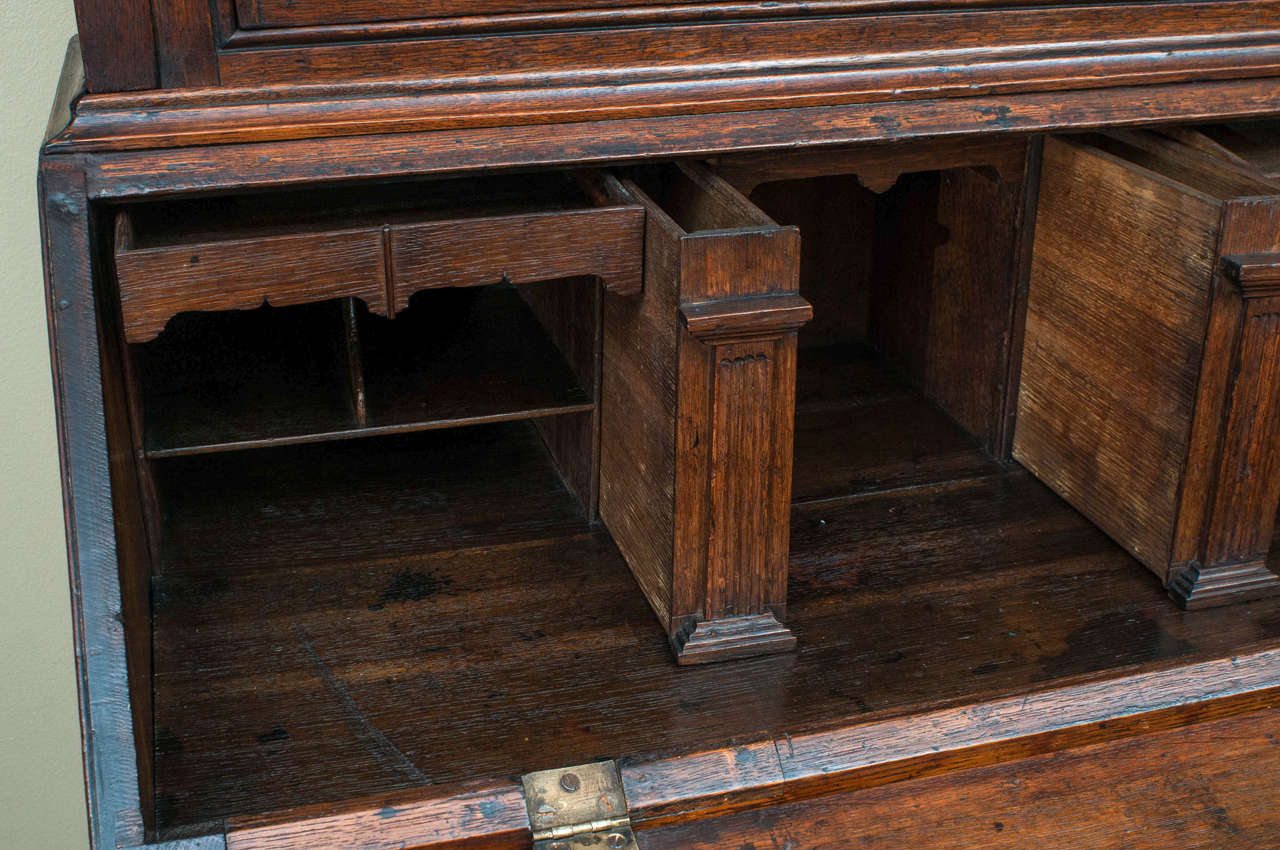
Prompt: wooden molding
<box><xmin>220</xmin><ymin>0</ymin><xmax>1161</xmax><ymax>46</ymax></box>
<box><xmin>1169</xmin><ymin>560</ymin><xmax>1280</xmax><ymax>609</ymax></box>
<box><xmin>1223</xmin><ymin>252</ymin><xmax>1280</xmax><ymax>297</ymax></box>
<box><xmin>672</xmin><ymin>613</ymin><xmax>797</xmax><ymax>665</ymax></box>
<box><xmin>218</xmin><ymin>2</ymin><xmax>1280</xmax><ymax>89</ymax></box>
<box><xmin>47</xmin><ymin>79</ymin><xmax>1280</xmax><ymax>202</ymax></box>
<box><xmin>680</xmin><ymin>293</ymin><xmax>813</xmax><ymax>344</ymax></box>
<box><xmin>48</xmin><ymin>0</ymin><xmax>1280</xmax><ymax>155</ymax></box>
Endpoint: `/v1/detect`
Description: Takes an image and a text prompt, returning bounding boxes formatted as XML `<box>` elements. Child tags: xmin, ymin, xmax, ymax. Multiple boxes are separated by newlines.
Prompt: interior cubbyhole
<box><xmin>101</xmin><ymin>259</ymin><xmax>609</xmax><ymax>838</ymax></box>
<box><xmin>745</xmin><ymin>164</ymin><xmax>1025</xmax><ymax>505</ymax></box>
<box><xmin>91</xmin><ymin>145</ymin><xmax>1280</xmax><ymax>844</ymax></box>
<box><xmin>135</xmin><ymin>282</ymin><xmax>597</xmax><ymax>458</ymax></box>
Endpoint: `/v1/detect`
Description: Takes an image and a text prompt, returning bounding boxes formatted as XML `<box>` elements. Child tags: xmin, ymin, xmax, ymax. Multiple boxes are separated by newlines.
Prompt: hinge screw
<box><xmin>606</xmin><ymin>834</ymin><xmax>627</xmax><ymax>848</ymax></box>
<box><xmin>560</xmin><ymin>773</ymin><xmax>580</xmax><ymax>792</ymax></box>
<box><xmin>549</xmin><ymin>843</ymin><xmax>569</xmax><ymax>850</ymax></box>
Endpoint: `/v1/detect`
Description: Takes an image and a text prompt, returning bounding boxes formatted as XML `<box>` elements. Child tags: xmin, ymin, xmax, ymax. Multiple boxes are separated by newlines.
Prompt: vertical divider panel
<box><xmin>340</xmin><ymin>297</ymin><xmax>369</xmax><ymax>427</ymax></box>
<box><xmin>1017</xmin><ymin>134</ymin><xmax>1280</xmax><ymax>608</ymax></box>
<box><xmin>600</xmin><ymin>165</ymin><xmax>809</xmax><ymax>665</ymax></box>
<box><xmin>599</xmin><ymin>174</ymin><xmax>682</xmax><ymax>630</ymax></box>
<box><xmin>676</xmin><ymin>291</ymin><xmax>808</xmax><ymax>658</ymax></box>
<box><xmin>1015</xmin><ymin>137</ymin><xmax>1221</xmax><ymax>580</ymax></box>
<box><xmin>1170</xmin><ymin>198</ymin><xmax>1280</xmax><ymax>607</ymax></box>
<box><xmin>521</xmin><ymin>276</ymin><xmax>604</xmax><ymax>518</ymax></box>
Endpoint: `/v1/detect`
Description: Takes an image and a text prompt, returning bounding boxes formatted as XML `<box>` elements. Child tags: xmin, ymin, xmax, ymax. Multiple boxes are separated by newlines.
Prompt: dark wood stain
<box><xmin>41</xmin><ymin>4</ymin><xmax>1280</xmax><ymax>847</ymax></box>
<box><xmin>640</xmin><ymin>706</ymin><xmax>1280</xmax><ymax>849</ymax></box>
<box><xmin>145</xmin><ymin>358</ymin><xmax>1280</xmax><ymax>834</ymax></box>
<box><xmin>1040</xmin><ymin>612</ymin><xmax>1196</xmax><ymax>680</ymax></box>
<box><xmin>1015</xmin><ymin>132</ymin><xmax>1280</xmax><ymax>606</ymax></box>
<box><xmin>371</xmin><ymin>570</ymin><xmax>452</xmax><ymax>610</ymax></box>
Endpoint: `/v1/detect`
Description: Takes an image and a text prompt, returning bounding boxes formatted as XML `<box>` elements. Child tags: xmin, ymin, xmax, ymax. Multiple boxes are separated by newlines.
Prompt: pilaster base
<box><xmin>1169</xmin><ymin>560</ymin><xmax>1280</xmax><ymax>609</ymax></box>
<box><xmin>672</xmin><ymin>613</ymin><xmax>796</xmax><ymax>665</ymax></box>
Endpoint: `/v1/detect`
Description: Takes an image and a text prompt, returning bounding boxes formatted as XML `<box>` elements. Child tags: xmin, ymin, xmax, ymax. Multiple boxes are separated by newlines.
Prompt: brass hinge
<box><xmin>521</xmin><ymin>760</ymin><xmax>639</xmax><ymax>850</ymax></box>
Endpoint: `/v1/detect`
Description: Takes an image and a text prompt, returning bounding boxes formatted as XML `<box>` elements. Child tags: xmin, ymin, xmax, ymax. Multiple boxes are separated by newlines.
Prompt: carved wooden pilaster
<box><xmin>1171</xmin><ymin>253</ymin><xmax>1280</xmax><ymax>608</ymax></box>
<box><xmin>673</xmin><ymin>293</ymin><xmax>811</xmax><ymax>663</ymax></box>
<box><xmin>597</xmin><ymin>163</ymin><xmax>808</xmax><ymax>664</ymax></box>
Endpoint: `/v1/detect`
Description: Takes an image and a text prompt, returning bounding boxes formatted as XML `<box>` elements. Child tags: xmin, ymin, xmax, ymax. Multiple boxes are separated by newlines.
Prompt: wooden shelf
<box><xmin>152</xmin><ymin>421</ymin><xmax>591</xmax><ymax>574</ymax></box>
<box><xmin>792</xmin><ymin>343</ymin><xmax>1002</xmax><ymax>503</ymax></box>
<box><xmin>138</xmin><ymin>300</ymin><xmax>353</xmax><ymax>458</ymax></box>
<box><xmin>361</xmin><ymin>286</ymin><xmax>593</xmax><ymax>433</ymax></box>
<box><xmin>147</xmin><ymin>355</ymin><xmax>1280</xmax><ymax>839</ymax></box>
<box><xmin>138</xmin><ymin>287</ymin><xmax>593</xmax><ymax>458</ymax></box>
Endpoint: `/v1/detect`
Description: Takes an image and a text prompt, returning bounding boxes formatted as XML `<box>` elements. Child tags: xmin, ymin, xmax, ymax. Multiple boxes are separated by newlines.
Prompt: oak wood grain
<box><xmin>72</xmin><ymin>0</ymin><xmax>158</xmax><ymax>92</ymax></box>
<box><xmin>92</xmin><ymin>190</ymin><xmax>159</xmax><ymax>840</ymax></box>
<box><xmin>113</xmin><ymin>174</ymin><xmax>642</xmax><ymax>346</ymax></box>
<box><xmin>1015</xmin><ymin>135</ymin><xmax>1220</xmax><ymax>575</ymax></box>
<box><xmin>59</xmin><ymin>80</ymin><xmax>1280</xmax><ymax>197</ymax></box>
<box><xmin>1179</xmin><ymin>198</ymin><xmax>1280</xmax><ymax>581</ymax></box>
<box><xmin>41</xmin><ymin>157</ymin><xmax>147</xmax><ymax>850</ymax></box>
<box><xmin>1200</xmin><ymin>121</ymin><xmax>1280</xmax><ymax>180</ymax></box>
<box><xmin>151</xmin><ymin>0</ymin><xmax>219</xmax><ymax>89</ymax></box>
<box><xmin>601</xmin><ymin>165</ymin><xmax>805</xmax><ymax>657</ymax></box>
<box><xmin>227</xmin><ymin>781</ymin><xmax>528</xmax><ymax>850</ymax></box>
<box><xmin>214</xmin><ymin>2</ymin><xmax>1280</xmax><ymax>96</ymax></box>
<box><xmin>667</xmin><ymin>165</ymin><xmax>805</xmax><ymax>659</ymax></box>
<box><xmin>713</xmin><ymin>135</ymin><xmax>1030</xmax><ymax>196</ymax></box>
<box><xmin>389</xmin><ymin>206</ymin><xmax>644</xmax><ymax>310</ymax></box>
<box><xmin>1170</xmin><ymin>198</ymin><xmax>1280</xmax><ymax>606</ymax></box>
<box><xmin>146</xmin><ymin>350</ymin><xmax>1280</xmax><ymax>835</ymax></box>
<box><xmin>115</xmin><ymin>217</ymin><xmax>388</xmax><ymax>344</ymax></box>
<box><xmin>599</xmin><ymin>173</ymin><xmax>682</xmax><ymax>625</ymax></box>
<box><xmin>44</xmin><ymin>3</ymin><xmax>1280</xmax><ymax>846</ymax></box>
<box><xmin>638</xmin><ymin>705</ymin><xmax>1280</xmax><ymax>849</ymax></box>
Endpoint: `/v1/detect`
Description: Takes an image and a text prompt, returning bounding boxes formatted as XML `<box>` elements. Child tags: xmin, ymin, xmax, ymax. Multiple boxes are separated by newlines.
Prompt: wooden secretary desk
<box><xmin>41</xmin><ymin>1</ymin><xmax>1280</xmax><ymax>847</ymax></box>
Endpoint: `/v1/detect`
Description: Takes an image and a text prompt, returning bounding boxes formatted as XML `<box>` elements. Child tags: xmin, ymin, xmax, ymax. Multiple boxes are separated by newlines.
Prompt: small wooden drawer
<box><xmin>389</xmin><ymin>205</ymin><xmax>644</xmax><ymax>313</ymax></box>
<box><xmin>114</xmin><ymin>211</ymin><xmax>388</xmax><ymax>344</ymax></box>
<box><xmin>113</xmin><ymin>172</ymin><xmax>644</xmax><ymax>344</ymax></box>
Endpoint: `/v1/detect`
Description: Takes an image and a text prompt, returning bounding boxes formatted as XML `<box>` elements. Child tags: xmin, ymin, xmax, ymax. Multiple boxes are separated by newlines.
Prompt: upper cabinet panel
<box><xmin>232</xmin><ymin>0</ymin><xmax>1150</xmax><ymax>29</ymax></box>
<box><xmin>71</xmin><ymin>0</ymin><xmax>1280</xmax><ymax>93</ymax></box>
<box><xmin>217</xmin><ymin>0</ymin><xmax>1280</xmax><ymax>87</ymax></box>
<box><xmin>61</xmin><ymin>0</ymin><xmax>1280</xmax><ymax>156</ymax></box>
<box><xmin>236</xmin><ymin>0</ymin><xmax>675</xmax><ymax>27</ymax></box>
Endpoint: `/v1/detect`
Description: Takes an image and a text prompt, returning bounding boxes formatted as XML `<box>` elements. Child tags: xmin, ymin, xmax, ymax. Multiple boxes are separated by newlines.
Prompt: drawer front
<box><xmin>116</xmin><ymin>229</ymin><xmax>389</xmax><ymax>343</ymax></box>
<box><xmin>237</xmin><ymin>0</ymin><xmax>663</xmax><ymax>27</ymax></box>
<box><xmin>388</xmin><ymin>206</ymin><xmax>644</xmax><ymax>312</ymax></box>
